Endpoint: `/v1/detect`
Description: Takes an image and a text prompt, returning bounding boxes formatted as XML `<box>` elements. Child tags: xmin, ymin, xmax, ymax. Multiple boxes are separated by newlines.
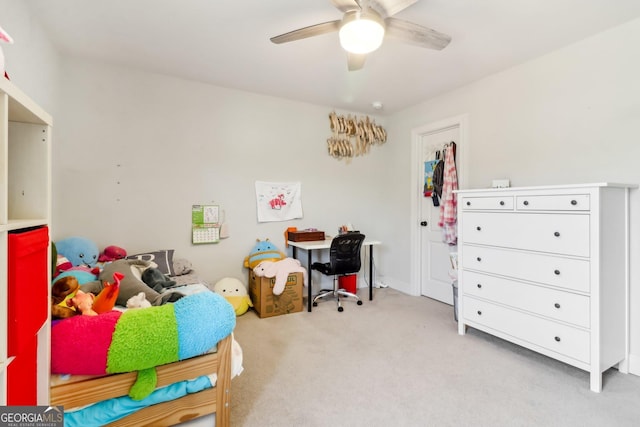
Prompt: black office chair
<box><xmin>311</xmin><ymin>232</ymin><xmax>365</xmax><ymax>312</ymax></box>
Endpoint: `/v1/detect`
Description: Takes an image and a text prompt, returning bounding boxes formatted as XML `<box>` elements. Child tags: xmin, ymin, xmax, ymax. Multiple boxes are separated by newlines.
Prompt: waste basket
<box><xmin>452</xmin><ymin>280</ymin><xmax>458</xmax><ymax>322</ymax></box>
<box><xmin>338</xmin><ymin>274</ymin><xmax>357</xmax><ymax>294</ymax></box>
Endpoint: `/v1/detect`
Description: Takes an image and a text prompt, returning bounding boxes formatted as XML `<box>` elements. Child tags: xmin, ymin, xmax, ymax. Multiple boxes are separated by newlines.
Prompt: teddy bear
<box><xmin>253</xmin><ymin>257</ymin><xmax>307</xmax><ymax>295</ymax></box>
<box><xmin>213</xmin><ymin>277</ymin><xmax>253</xmax><ymax>316</ymax></box>
<box><xmin>51</xmin><ymin>276</ymin><xmax>81</xmax><ymax>319</ymax></box>
<box><xmin>243</xmin><ymin>239</ymin><xmax>285</xmax><ymax>270</ymax></box>
<box><xmin>51</xmin><ymin>274</ymin><xmax>120</xmax><ymax>318</ymax></box>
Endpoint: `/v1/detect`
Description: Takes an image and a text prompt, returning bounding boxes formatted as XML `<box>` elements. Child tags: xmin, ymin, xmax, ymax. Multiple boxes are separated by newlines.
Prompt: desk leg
<box><xmin>369</xmin><ymin>246</ymin><xmax>373</xmax><ymax>301</ymax></box>
<box><xmin>307</xmin><ymin>249</ymin><xmax>313</xmax><ymax>312</ymax></box>
<box><xmin>292</xmin><ymin>246</ymin><xmax>312</xmax><ymax>312</ymax></box>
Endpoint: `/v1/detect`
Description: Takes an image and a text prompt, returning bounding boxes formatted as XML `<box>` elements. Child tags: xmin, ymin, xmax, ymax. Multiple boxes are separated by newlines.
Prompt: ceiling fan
<box><xmin>270</xmin><ymin>0</ymin><xmax>451</xmax><ymax>71</ymax></box>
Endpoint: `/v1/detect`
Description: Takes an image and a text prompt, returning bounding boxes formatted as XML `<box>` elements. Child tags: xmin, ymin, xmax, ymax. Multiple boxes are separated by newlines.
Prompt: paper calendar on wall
<box><xmin>192</xmin><ymin>205</ymin><xmax>220</xmax><ymax>244</ymax></box>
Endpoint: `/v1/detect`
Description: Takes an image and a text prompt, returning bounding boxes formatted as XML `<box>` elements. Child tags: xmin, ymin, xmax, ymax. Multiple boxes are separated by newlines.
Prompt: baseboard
<box><xmin>373</xmin><ymin>277</ymin><xmax>415</xmax><ymax>296</ymax></box>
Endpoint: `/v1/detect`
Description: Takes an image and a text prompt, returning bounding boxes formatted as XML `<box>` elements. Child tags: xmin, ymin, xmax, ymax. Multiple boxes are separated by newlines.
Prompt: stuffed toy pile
<box><xmin>52</xmin><ymin>237</ymin><xmax>185</xmax><ymax>313</ymax></box>
<box><xmin>82</xmin><ymin>259</ymin><xmax>184</xmax><ymax>307</ymax></box>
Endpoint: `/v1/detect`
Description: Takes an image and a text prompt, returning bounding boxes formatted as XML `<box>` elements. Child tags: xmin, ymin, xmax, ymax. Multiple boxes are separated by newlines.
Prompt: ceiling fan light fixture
<box><xmin>339</xmin><ymin>10</ymin><xmax>385</xmax><ymax>55</ymax></box>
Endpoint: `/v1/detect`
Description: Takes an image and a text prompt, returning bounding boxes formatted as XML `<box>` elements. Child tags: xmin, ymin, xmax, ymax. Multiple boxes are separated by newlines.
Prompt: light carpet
<box><xmin>227</xmin><ymin>288</ymin><xmax>640</xmax><ymax>427</ymax></box>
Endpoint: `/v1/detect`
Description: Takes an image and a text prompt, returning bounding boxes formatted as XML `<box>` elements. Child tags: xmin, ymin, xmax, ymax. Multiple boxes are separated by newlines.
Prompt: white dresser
<box><xmin>456</xmin><ymin>183</ymin><xmax>635</xmax><ymax>392</ymax></box>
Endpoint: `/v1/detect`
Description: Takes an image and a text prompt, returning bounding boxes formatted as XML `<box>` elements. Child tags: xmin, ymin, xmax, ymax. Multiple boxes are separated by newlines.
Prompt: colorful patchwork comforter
<box><xmin>51</xmin><ymin>291</ymin><xmax>236</xmax><ymax>400</ymax></box>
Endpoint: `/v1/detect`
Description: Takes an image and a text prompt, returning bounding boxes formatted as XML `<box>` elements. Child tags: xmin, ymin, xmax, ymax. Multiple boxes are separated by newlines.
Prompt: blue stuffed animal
<box><xmin>243</xmin><ymin>239</ymin><xmax>285</xmax><ymax>269</ymax></box>
<box><xmin>55</xmin><ymin>236</ymin><xmax>100</xmax><ymax>268</ymax></box>
<box><xmin>54</xmin><ymin>237</ymin><xmax>101</xmax><ymax>283</ymax></box>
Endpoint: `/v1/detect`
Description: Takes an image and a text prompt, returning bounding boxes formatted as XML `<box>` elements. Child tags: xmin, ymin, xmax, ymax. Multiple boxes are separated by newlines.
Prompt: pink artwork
<box><xmin>269</xmin><ymin>194</ymin><xmax>287</xmax><ymax>210</ymax></box>
<box><xmin>255</xmin><ymin>181</ymin><xmax>303</xmax><ymax>222</ymax></box>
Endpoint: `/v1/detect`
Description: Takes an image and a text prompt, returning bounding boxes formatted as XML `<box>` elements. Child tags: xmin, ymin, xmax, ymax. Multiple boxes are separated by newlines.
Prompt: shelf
<box><xmin>0</xmin><ymin>79</ymin><xmax>52</xmax><ymax>405</ymax></box>
<box><xmin>0</xmin><ymin>219</ymin><xmax>49</xmax><ymax>232</ymax></box>
<box><xmin>0</xmin><ymin>78</ymin><xmax>52</xmax><ymax>125</ymax></box>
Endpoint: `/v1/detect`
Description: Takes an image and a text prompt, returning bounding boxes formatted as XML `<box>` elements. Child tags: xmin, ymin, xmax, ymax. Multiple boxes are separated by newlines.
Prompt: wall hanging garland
<box><xmin>327</xmin><ymin>111</ymin><xmax>387</xmax><ymax>161</ymax></box>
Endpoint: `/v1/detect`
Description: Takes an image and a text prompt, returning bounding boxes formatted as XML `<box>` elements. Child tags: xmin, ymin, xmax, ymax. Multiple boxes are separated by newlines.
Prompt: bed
<box><xmin>49</xmin><ymin>255</ymin><xmax>238</xmax><ymax>427</ymax></box>
<box><xmin>50</xmin><ymin>334</ymin><xmax>232</xmax><ymax>426</ymax></box>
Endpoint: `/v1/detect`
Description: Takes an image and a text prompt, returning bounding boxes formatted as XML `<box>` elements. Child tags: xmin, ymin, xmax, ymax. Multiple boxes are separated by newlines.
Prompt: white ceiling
<box><xmin>23</xmin><ymin>0</ymin><xmax>640</xmax><ymax>115</ymax></box>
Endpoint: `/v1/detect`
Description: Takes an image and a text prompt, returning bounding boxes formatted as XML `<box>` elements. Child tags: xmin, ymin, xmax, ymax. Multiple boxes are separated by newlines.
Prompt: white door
<box><xmin>418</xmin><ymin>126</ymin><xmax>460</xmax><ymax>303</ymax></box>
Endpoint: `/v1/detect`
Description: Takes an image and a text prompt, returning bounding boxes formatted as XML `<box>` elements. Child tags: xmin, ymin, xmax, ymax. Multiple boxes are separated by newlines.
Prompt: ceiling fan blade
<box><xmin>385</xmin><ymin>18</ymin><xmax>452</xmax><ymax>50</ymax></box>
<box><xmin>370</xmin><ymin>0</ymin><xmax>417</xmax><ymax>18</ymax></box>
<box><xmin>330</xmin><ymin>0</ymin><xmax>361</xmax><ymax>13</ymax></box>
<box><xmin>347</xmin><ymin>53</ymin><xmax>367</xmax><ymax>71</ymax></box>
<box><xmin>270</xmin><ymin>20</ymin><xmax>341</xmax><ymax>44</ymax></box>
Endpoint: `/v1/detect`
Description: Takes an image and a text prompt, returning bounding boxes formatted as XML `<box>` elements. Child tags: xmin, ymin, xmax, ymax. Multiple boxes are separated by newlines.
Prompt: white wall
<box><xmin>386</xmin><ymin>17</ymin><xmax>640</xmax><ymax>373</ymax></box>
<box><xmin>53</xmin><ymin>58</ymin><xmax>390</xmax><ymax>290</ymax></box>
<box><xmin>0</xmin><ymin>0</ymin><xmax>60</xmax><ymax>116</ymax></box>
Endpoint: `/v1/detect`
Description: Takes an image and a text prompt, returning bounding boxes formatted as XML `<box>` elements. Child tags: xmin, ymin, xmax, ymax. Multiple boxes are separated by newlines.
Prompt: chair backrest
<box><xmin>329</xmin><ymin>232</ymin><xmax>366</xmax><ymax>275</ymax></box>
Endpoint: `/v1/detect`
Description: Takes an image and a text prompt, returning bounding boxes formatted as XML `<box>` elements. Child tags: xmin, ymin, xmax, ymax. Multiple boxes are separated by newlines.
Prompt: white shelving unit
<box><xmin>0</xmin><ymin>77</ymin><xmax>52</xmax><ymax>405</ymax></box>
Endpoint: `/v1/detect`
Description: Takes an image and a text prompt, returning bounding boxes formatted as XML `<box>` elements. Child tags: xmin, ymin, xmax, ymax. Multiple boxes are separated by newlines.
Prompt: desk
<box><xmin>288</xmin><ymin>238</ymin><xmax>382</xmax><ymax>312</ymax></box>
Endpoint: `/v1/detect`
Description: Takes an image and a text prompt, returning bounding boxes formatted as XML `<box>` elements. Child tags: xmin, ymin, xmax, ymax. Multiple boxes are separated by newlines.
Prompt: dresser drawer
<box><xmin>462</xmin><ymin>270</ymin><xmax>590</xmax><ymax>328</ymax></box>
<box><xmin>516</xmin><ymin>194</ymin><xmax>590</xmax><ymax>211</ymax></box>
<box><xmin>461</xmin><ymin>196</ymin><xmax>514</xmax><ymax>210</ymax></box>
<box><xmin>461</xmin><ymin>212</ymin><xmax>590</xmax><ymax>257</ymax></box>
<box><xmin>463</xmin><ymin>297</ymin><xmax>590</xmax><ymax>363</ymax></box>
<box><xmin>462</xmin><ymin>245</ymin><xmax>590</xmax><ymax>293</ymax></box>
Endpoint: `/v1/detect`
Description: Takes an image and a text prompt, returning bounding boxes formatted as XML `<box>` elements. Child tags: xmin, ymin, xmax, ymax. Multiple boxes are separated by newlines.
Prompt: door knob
<box><xmin>420</xmin><ymin>221</ymin><xmax>428</xmax><ymax>226</ymax></box>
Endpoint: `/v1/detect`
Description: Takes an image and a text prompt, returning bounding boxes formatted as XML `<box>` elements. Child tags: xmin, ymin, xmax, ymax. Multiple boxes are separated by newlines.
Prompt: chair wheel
<box><xmin>338</xmin><ymin>306</ymin><xmax>344</xmax><ymax>312</ymax></box>
<box><xmin>357</xmin><ymin>300</ymin><xmax>363</xmax><ymax>305</ymax></box>
<box><xmin>313</xmin><ymin>302</ymin><xmax>318</xmax><ymax>307</ymax></box>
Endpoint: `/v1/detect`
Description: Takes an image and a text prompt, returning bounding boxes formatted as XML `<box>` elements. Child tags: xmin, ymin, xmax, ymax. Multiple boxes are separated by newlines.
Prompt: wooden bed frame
<box><xmin>50</xmin><ymin>334</ymin><xmax>232</xmax><ymax>427</ymax></box>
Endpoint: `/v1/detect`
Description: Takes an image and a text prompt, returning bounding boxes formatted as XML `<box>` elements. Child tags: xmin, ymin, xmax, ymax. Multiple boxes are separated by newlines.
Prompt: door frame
<box><xmin>409</xmin><ymin>114</ymin><xmax>469</xmax><ymax>296</ymax></box>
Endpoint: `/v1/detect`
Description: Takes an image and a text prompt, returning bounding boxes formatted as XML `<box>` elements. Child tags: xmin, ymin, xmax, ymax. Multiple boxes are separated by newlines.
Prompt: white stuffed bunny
<box><xmin>253</xmin><ymin>258</ymin><xmax>307</xmax><ymax>296</ymax></box>
<box><xmin>0</xmin><ymin>25</ymin><xmax>13</xmax><ymax>78</ymax></box>
<box><xmin>126</xmin><ymin>291</ymin><xmax>152</xmax><ymax>309</ymax></box>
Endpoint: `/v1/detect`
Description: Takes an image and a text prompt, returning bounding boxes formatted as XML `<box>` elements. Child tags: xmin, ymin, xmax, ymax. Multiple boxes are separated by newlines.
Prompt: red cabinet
<box><xmin>6</xmin><ymin>226</ymin><xmax>49</xmax><ymax>405</ymax></box>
